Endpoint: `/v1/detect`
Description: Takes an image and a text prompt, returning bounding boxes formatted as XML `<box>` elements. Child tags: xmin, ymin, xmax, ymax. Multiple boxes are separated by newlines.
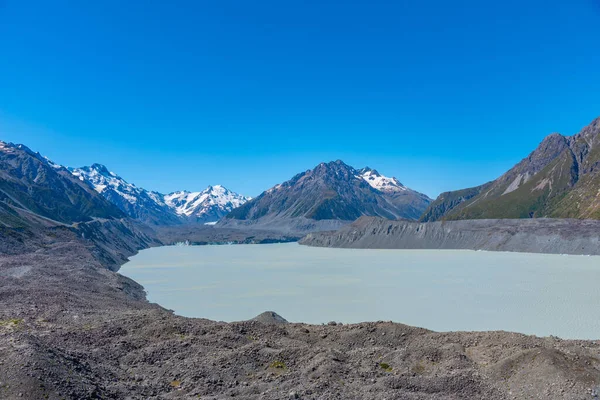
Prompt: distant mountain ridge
<box><xmin>222</xmin><ymin>160</ymin><xmax>431</xmax><ymax>232</ymax></box>
<box><xmin>5</xmin><ymin>114</ymin><xmax>600</xmax><ymax>233</ymax></box>
<box><xmin>71</xmin><ymin>164</ymin><xmax>250</xmax><ymax>225</ymax></box>
<box><xmin>69</xmin><ymin>164</ymin><xmax>181</xmax><ymax>225</ymax></box>
<box><xmin>421</xmin><ymin>116</ymin><xmax>600</xmax><ymax>221</ymax></box>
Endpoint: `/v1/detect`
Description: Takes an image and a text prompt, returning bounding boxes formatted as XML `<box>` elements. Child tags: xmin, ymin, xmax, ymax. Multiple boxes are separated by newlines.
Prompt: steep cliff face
<box><xmin>300</xmin><ymin>216</ymin><xmax>600</xmax><ymax>255</ymax></box>
<box><xmin>421</xmin><ymin>117</ymin><xmax>600</xmax><ymax>221</ymax></box>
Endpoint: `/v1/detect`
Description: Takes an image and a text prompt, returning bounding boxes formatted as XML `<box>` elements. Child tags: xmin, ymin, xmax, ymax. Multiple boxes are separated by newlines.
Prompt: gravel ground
<box><xmin>1</xmin><ymin>228</ymin><xmax>600</xmax><ymax>399</ymax></box>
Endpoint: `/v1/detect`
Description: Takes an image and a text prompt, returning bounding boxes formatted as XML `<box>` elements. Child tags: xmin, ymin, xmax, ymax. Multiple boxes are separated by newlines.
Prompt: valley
<box><xmin>3</xmin><ymin>116</ymin><xmax>600</xmax><ymax>399</ymax></box>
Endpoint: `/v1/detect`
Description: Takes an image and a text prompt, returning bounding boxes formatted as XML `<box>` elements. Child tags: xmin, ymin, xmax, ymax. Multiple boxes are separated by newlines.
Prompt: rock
<box><xmin>250</xmin><ymin>311</ymin><xmax>289</xmax><ymax>325</ymax></box>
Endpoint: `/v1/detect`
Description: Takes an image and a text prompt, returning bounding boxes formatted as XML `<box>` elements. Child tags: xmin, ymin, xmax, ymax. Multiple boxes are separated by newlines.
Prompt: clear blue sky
<box><xmin>0</xmin><ymin>0</ymin><xmax>599</xmax><ymax>198</ymax></box>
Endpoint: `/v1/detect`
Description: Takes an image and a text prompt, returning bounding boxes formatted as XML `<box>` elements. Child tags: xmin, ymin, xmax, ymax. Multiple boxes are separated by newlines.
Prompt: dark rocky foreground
<box><xmin>300</xmin><ymin>217</ymin><xmax>600</xmax><ymax>255</ymax></box>
<box><xmin>2</xmin><ymin>223</ymin><xmax>600</xmax><ymax>399</ymax></box>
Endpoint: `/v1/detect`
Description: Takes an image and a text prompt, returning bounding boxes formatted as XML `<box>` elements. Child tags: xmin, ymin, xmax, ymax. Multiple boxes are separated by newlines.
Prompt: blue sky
<box><xmin>0</xmin><ymin>0</ymin><xmax>599</xmax><ymax>198</ymax></box>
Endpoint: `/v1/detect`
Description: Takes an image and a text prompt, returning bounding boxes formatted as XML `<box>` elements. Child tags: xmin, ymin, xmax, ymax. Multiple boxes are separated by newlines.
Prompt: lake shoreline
<box><xmin>122</xmin><ymin>243</ymin><xmax>600</xmax><ymax>340</ymax></box>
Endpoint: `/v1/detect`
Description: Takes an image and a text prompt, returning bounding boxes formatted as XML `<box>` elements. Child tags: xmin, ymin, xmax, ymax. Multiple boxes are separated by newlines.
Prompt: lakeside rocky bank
<box><xmin>300</xmin><ymin>217</ymin><xmax>600</xmax><ymax>256</ymax></box>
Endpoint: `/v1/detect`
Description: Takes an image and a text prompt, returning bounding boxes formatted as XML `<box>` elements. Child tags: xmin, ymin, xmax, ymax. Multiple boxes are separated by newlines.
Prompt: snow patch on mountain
<box><xmin>71</xmin><ymin>164</ymin><xmax>141</xmax><ymax>204</ymax></box>
<box><xmin>147</xmin><ymin>191</ymin><xmax>167</xmax><ymax>206</ymax></box>
<box><xmin>359</xmin><ymin>168</ymin><xmax>407</xmax><ymax>192</ymax></box>
<box><xmin>44</xmin><ymin>157</ymin><xmax>65</xmax><ymax>170</ymax></box>
<box><xmin>0</xmin><ymin>142</ymin><xmax>20</xmax><ymax>155</ymax></box>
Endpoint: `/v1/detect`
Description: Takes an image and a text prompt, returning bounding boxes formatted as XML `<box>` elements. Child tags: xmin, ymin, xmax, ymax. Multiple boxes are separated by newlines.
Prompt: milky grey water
<box><xmin>121</xmin><ymin>243</ymin><xmax>600</xmax><ymax>339</ymax></box>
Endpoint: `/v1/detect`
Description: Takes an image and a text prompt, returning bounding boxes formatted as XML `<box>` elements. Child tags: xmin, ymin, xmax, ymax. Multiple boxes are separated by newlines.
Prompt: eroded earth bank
<box><xmin>300</xmin><ymin>217</ymin><xmax>600</xmax><ymax>255</ymax></box>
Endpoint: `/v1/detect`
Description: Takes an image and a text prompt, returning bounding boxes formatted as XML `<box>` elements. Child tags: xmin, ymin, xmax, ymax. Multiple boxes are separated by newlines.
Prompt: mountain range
<box><xmin>421</xmin><ymin>116</ymin><xmax>600</xmax><ymax>221</ymax></box>
<box><xmin>3</xmin><ymin>114</ymin><xmax>600</xmax><ymax>235</ymax></box>
<box><xmin>0</xmin><ymin>141</ymin><xmax>431</xmax><ymax>233</ymax></box>
<box><xmin>70</xmin><ymin>164</ymin><xmax>250</xmax><ymax>225</ymax></box>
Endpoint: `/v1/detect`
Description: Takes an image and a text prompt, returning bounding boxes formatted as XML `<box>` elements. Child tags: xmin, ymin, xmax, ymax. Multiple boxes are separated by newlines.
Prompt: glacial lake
<box><xmin>121</xmin><ymin>243</ymin><xmax>600</xmax><ymax>339</ymax></box>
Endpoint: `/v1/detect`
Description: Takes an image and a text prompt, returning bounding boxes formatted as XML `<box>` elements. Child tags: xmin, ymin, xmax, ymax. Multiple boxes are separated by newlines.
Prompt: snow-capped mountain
<box><xmin>70</xmin><ymin>164</ymin><xmax>181</xmax><ymax>225</ymax></box>
<box><xmin>71</xmin><ymin>164</ymin><xmax>249</xmax><ymax>225</ymax></box>
<box><xmin>224</xmin><ymin>160</ymin><xmax>432</xmax><ymax>226</ymax></box>
<box><xmin>165</xmin><ymin>186</ymin><xmax>251</xmax><ymax>223</ymax></box>
<box><xmin>358</xmin><ymin>167</ymin><xmax>408</xmax><ymax>192</ymax></box>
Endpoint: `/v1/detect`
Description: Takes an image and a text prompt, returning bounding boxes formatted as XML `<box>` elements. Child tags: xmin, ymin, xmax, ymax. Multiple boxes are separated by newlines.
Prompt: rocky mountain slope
<box><xmin>0</xmin><ymin>141</ymin><xmax>160</xmax><ymax>269</ymax></box>
<box><xmin>71</xmin><ymin>164</ymin><xmax>249</xmax><ymax>225</ymax></box>
<box><xmin>358</xmin><ymin>167</ymin><xmax>432</xmax><ymax>219</ymax></box>
<box><xmin>221</xmin><ymin>160</ymin><xmax>431</xmax><ymax>232</ymax></box>
<box><xmin>421</xmin><ymin>116</ymin><xmax>600</xmax><ymax>221</ymax></box>
<box><xmin>0</xmin><ymin>142</ymin><xmax>125</xmax><ymax>227</ymax></box>
<box><xmin>300</xmin><ymin>216</ymin><xmax>600</xmax><ymax>255</ymax></box>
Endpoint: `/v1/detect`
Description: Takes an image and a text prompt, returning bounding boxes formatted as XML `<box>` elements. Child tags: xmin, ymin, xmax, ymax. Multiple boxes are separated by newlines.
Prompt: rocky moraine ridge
<box><xmin>300</xmin><ymin>216</ymin><xmax>600</xmax><ymax>255</ymax></box>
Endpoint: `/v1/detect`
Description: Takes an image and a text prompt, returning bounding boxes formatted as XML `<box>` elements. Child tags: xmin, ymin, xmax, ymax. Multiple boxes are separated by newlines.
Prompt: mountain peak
<box><xmin>316</xmin><ymin>159</ymin><xmax>352</xmax><ymax>170</ymax></box>
<box><xmin>422</xmin><ymin>115</ymin><xmax>600</xmax><ymax>221</ymax></box>
<box><xmin>573</xmin><ymin>115</ymin><xmax>600</xmax><ymax>146</ymax></box>
<box><xmin>164</xmin><ymin>185</ymin><xmax>250</xmax><ymax>220</ymax></box>
<box><xmin>0</xmin><ymin>141</ymin><xmax>20</xmax><ymax>154</ymax></box>
<box><xmin>588</xmin><ymin>115</ymin><xmax>600</xmax><ymax>128</ymax></box>
<box><xmin>0</xmin><ymin>141</ymin><xmax>37</xmax><ymax>157</ymax></box>
<box><xmin>87</xmin><ymin>163</ymin><xmax>117</xmax><ymax>177</ymax></box>
<box><xmin>226</xmin><ymin>160</ymin><xmax>431</xmax><ymax>223</ymax></box>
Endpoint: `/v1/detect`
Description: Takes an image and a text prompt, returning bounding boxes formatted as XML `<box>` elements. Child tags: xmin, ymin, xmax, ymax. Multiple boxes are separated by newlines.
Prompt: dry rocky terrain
<box><xmin>2</xmin><ymin>227</ymin><xmax>600</xmax><ymax>399</ymax></box>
